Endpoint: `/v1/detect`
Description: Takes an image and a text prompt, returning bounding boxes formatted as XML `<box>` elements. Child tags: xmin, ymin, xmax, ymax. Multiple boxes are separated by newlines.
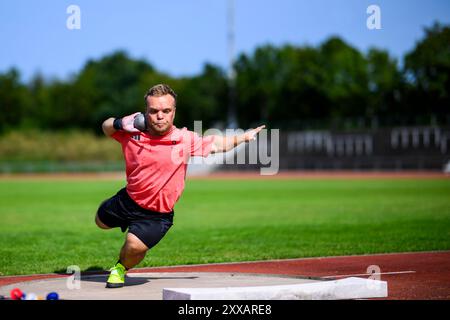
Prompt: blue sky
<box><xmin>1</xmin><ymin>0</ymin><xmax>449</xmax><ymax>82</ymax></box>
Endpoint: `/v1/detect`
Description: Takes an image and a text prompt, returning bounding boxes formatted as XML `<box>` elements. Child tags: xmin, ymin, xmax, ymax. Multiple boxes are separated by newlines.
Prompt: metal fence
<box><xmin>220</xmin><ymin>126</ymin><xmax>450</xmax><ymax>171</ymax></box>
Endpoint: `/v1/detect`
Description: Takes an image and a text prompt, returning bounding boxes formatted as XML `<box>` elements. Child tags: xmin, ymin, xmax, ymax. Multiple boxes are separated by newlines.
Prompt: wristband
<box><xmin>113</xmin><ymin>118</ymin><xmax>123</xmax><ymax>130</ymax></box>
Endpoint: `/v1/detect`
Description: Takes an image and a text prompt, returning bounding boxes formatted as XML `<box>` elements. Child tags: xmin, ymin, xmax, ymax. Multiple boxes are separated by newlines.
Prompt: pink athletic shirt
<box><xmin>111</xmin><ymin>126</ymin><xmax>214</xmax><ymax>213</ymax></box>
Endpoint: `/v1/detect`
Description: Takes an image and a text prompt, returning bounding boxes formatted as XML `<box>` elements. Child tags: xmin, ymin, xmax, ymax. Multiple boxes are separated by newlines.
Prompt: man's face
<box><xmin>145</xmin><ymin>94</ymin><xmax>176</xmax><ymax>135</ymax></box>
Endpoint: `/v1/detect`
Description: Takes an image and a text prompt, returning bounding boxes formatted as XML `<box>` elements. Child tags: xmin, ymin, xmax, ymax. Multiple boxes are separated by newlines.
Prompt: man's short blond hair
<box><xmin>144</xmin><ymin>84</ymin><xmax>177</xmax><ymax>106</ymax></box>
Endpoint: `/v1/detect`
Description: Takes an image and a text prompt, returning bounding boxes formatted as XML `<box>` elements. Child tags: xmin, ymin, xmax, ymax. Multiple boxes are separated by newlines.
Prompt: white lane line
<box><xmin>321</xmin><ymin>270</ymin><xmax>416</xmax><ymax>279</ymax></box>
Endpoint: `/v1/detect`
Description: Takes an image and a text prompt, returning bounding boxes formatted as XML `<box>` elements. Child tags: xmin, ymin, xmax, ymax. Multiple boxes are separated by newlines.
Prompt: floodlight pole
<box><xmin>227</xmin><ymin>0</ymin><xmax>238</xmax><ymax>129</ymax></box>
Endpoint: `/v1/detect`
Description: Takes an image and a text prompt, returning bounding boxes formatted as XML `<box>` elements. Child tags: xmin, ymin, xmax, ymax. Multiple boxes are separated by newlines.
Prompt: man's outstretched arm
<box><xmin>210</xmin><ymin>125</ymin><xmax>266</xmax><ymax>154</ymax></box>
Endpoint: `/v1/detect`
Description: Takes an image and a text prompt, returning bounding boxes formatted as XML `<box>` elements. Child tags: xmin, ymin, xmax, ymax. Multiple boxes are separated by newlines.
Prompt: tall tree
<box><xmin>235</xmin><ymin>45</ymin><xmax>282</xmax><ymax>128</ymax></box>
<box><xmin>74</xmin><ymin>51</ymin><xmax>156</xmax><ymax>131</ymax></box>
<box><xmin>174</xmin><ymin>64</ymin><xmax>228</xmax><ymax>130</ymax></box>
<box><xmin>320</xmin><ymin>37</ymin><xmax>370</xmax><ymax>123</ymax></box>
<box><xmin>0</xmin><ymin>69</ymin><xmax>31</xmax><ymax>133</ymax></box>
<box><xmin>276</xmin><ymin>45</ymin><xmax>329</xmax><ymax>128</ymax></box>
<box><xmin>366</xmin><ymin>48</ymin><xmax>402</xmax><ymax>126</ymax></box>
<box><xmin>404</xmin><ymin>23</ymin><xmax>450</xmax><ymax>125</ymax></box>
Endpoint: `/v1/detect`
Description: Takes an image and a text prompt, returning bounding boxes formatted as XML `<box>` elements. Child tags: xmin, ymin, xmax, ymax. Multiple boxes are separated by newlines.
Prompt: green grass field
<box><xmin>0</xmin><ymin>177</ymin><xmax>449</xmax><ymax>276</ymax></box>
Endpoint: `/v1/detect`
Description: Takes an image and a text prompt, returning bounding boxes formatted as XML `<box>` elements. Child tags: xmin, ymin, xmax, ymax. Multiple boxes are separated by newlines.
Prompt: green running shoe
<box><xmin>106</xmin><ymin>262</ymin><xmax>126</xmax><ymax>288</ymax></box>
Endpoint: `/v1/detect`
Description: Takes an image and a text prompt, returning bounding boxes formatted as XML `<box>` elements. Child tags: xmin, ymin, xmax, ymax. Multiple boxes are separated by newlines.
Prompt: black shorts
<box><xmin>96</xmin><ymin>188</ymin><xmax>174</xmax><ymax>249</ymax></box>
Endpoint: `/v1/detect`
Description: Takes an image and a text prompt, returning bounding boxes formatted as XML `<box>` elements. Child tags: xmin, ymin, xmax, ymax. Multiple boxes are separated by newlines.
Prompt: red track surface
<box><xmin>1</xmin><ymin>251</ymin><xmax>449</xmax><ymax>300</ymax></box>
<box><xmin>194</xmin><ymin>171</ymin><xmax>450</xmax><ymax>180</ymax></box>
<box><xmin>139</xmin><ymin>251</ymin><xmax>450</xmax><ymax>300</ymax></box>
<box><xmin>0</xmin><ymin>170</ymin><xmax>448</xmax><ymax>181</ymax></box>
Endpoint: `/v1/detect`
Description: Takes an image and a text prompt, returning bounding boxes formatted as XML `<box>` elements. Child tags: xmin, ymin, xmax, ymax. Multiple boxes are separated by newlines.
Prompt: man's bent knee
<box><xmin>95</xmin><ymin>214</ymin><xmax>111</xmax><ymax>229</ymax></box>
<box><xmin>125</xmin><ymin>233</ymin><xmax>149</xmax><ymax>254</ymax></box>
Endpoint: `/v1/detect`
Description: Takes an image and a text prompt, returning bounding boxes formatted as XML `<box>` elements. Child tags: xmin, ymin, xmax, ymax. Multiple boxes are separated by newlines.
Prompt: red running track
<box><xmin>1</xmin><ymin>251</ymin><xmax>449</xmax><ymax>300</ymax></box>
<box><xmin>133</xmin><ymin>251</ymin><xmax>450</xmax><ymax>300</ymax></box>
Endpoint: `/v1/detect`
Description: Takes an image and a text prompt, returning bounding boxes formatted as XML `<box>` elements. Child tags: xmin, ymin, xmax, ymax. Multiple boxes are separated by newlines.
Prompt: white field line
<box><xmin>321</xmin><ymin>270</ymin><xmax>416</xmax><ymax>279</ymax></box>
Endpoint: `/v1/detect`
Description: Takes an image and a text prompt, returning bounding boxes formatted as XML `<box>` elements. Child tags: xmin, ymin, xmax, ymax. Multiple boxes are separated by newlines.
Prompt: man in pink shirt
<box><xmin>96</xmin><ymin>84</ymin><xmax>264</xmax><ymax>288</ymax></box>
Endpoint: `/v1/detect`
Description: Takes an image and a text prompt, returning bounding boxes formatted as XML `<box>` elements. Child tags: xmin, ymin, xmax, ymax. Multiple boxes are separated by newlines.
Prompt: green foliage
<box><xmin>320</xmin><ymin>37</ymin><xmax>370</xmax><ymax>118</ymax></box>
<box><xmin>235</xmin><ymin>45</ymin><xmax>284</xmax><ymax>127</ymax></box>
<box><xmin>69</xmin><ymin>51</ymin><xmax>158</xmax><ymax>132</ymax></box>
<box><xmin>0</xmin><ymin>22</ymin><xmax>449</xmax><ymax>134</ymax></box>
<box><xmin>174</xmin><ymin>64</ymin><xmax>228</xmax><ymax>130</ymax></box>
<box><xmin>0</xmin><ymin>69</ymin><xmax>32</xmax><ymax>132</ymax></box>
<box><xmin>367</xmin><ymin>48</ymin><xmax>403</xmax><ymax>120</ymax></box>
<box><xmin>404</xmin><ymin>23</ymin><xmax>450</xmax><ymax>125</ymax></box>
<box><xmin>0</xmin><ymin>130</ymin><xmax>122</xmax><ymax>162</ymax></box>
